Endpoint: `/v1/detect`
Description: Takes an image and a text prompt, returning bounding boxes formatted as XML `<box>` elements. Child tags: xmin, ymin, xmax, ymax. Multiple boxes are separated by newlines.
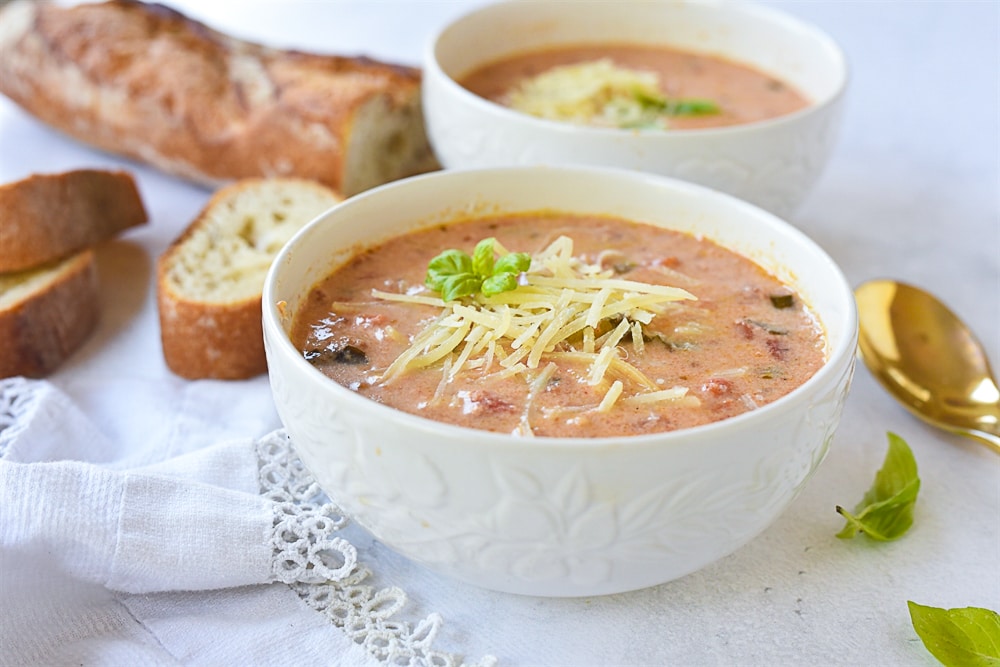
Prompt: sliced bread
<box><xmin>0</xmin><ymin>169</ymin><xmax>148</xmax><ymax>272</ymax></box>
<box><xmin>0</xmin><ymin>251</ymin><xmax>99</xmax><ymax>379</ymax></box>
<box><xmin>157</xmin><ymin>178</ymin><xmax>342</xmax><ymax>380</ymax></box>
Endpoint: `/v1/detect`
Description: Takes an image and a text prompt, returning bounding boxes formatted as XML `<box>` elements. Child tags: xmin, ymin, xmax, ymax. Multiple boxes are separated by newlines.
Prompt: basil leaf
<box><xmin>633</xmin><ymin>88</ymin><xmax>668</xmax><ymax>109</ymax></box>
<box><xmin>836</xmin><ymin>432</ymin><xmax>920</xmax><ymax>541</ymax></box>
<box><xmin>425</xmin><ymin>241</ymin><xmax>527</xmax><ymax>301</ymax></box>
<box><xmin>472</xmin><ymin>237</ymin><xmax>496</xmax><ymax>278</ymax></box>
<box><xmin>440</xmin><ymin>272</ymin><xmax>482</xmax><ymax>302</ymax></box>
<box><xmin>908</xmin><ymin>601</ymin><xmax>1000</xmax><ymax>666</ymax></box>
<box><xmin>667</xmin><ymin>98</ymin><xmax>721</xmax><ymax>116</ymax></box>
<box><xmin>634</xmin><ymin>89</ymin><xmax>720</xmax><ymax>117</ymax></box>
<box><xmin>426</xmin><ymin>249</ymin><xmax>473</xmax><ymax>292</ymax></box>
<box><xmin>481</xmin><ymin>272</ymin><xmax>519</xmax><ymax>297</ymax></box>
<box><xmin>494</xmin><ymin>252</ymin><xmax>531</xmax><ymax>275</ymax></box>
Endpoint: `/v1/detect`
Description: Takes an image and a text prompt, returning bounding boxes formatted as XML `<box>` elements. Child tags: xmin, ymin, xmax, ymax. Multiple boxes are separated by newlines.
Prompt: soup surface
<box><xmin>292</xmin><ymin>213</ymin><xmax>824</xmax><ymax>438</ymax></box>
<box><xmin>460</xmin><ymin>43</ymin><xmax>809</xmax><ymax>130</ymax></box>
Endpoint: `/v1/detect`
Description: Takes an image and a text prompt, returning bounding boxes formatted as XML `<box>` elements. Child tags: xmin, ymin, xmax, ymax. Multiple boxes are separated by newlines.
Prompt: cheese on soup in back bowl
<box><xmin>291</xmin><ymin>211</ymin><xmax>824</xmax><ymax>437</ymax></box>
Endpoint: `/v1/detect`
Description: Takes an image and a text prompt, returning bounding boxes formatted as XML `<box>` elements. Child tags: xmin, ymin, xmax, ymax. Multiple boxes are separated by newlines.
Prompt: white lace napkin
<box><xmin>0</xmin><ymin>377</ymin><xmax>496</xmax><ymax>666</ymax></box>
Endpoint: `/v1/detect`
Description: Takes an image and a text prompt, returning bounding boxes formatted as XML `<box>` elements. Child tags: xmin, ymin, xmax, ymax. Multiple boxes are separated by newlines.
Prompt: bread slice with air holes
<box><xmin>0</xmin><ymin>250</ymin><xmax>100</xmax><ymax>379</ymax></box>
<box><xmin>157</xmin><ymin>178</ymin><xmax>342</xmax><ymax>380</ymax></box>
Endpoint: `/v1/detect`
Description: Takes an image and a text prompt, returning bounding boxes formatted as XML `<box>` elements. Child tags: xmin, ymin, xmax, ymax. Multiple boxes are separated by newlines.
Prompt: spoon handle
<box><xmin>962</xmin><ymin>428</ymin><xmax>1000</xmax><ymax>455</ymax></box>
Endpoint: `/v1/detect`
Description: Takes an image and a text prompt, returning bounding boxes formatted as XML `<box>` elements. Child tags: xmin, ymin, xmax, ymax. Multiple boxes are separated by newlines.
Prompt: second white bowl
<box><xmin>422</xmin><ymin>0</ymin><xmax>848</xmax><ymax>217</ymax></box>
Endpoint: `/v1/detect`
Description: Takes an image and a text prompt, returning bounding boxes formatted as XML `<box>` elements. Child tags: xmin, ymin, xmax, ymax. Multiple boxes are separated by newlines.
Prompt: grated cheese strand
<box><xmin>600</xmin><ymin>317</ymin><xmax>632</xmax><ymax>351</ymax></box>
<box><xmin>597</xmin><ymin>380</ymin><xmax>625</xmax><ymax>412</ymax></box>
<box><xmin>586</xmin><ymin>287</ymin><xmax>613</xmax><ymax>329</ymax></box>
<box><xmin>517</xmin><ymin>362</ymin><xmax>559</xmax><ymax>436</ymax></box>
<box><xmin>500</xmin><ymin>344</ymin><xmax>531</xmax><ymax>369</ymax></box>
<box><xmin>586</xmin><ymin>345</ymin><xmax>617</xmax><ymax>386</ymax></box>
<box><xmin>621</xmin><ymin>387</ymin><xmax>697</xmax><ymax>405</ymax></box>
<box><xmin>631</xmin><ymin>320</ymin><xmax>645</xmax><ymax>355</ymax></box>
<box><xmin>606</xmin><ymin>356</ymin><xmax>661</xmax><ymax>391</ymax></box>
<box><xmin>483</xmin><ymin>361</ymin><xmax>528</xmax><ymax>382</ymax></box>
<box><xmin>371</xmin><ymin>289</ymin><xmax>446</xmax><ymax>307</ymax></box>
<box><xmin>529</xmin><ymin>274</ymin><xmax>692</xmax><ymax>298</ymax></box>
<box><xmin>426</xmin><ymin>355</ymin><xmax>454</xmax><ymax>407</ymax></box>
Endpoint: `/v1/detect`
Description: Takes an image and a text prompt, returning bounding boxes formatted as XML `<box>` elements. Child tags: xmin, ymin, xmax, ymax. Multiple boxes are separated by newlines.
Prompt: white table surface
<box><xmin>1</xmin><ymin>1</ymin><xmax>997</xmax><ymax>665</ymax></box>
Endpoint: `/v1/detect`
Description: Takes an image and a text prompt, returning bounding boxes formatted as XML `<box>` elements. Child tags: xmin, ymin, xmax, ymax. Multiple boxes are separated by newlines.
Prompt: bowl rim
<box><xmin>264</xmin><ymin>165</ymin><xmax>858</xmax><ymax>450</ymax></box>
<box><xmin>422</xmin><ymin>0</ymin><xmax>850</xmax><ymax>140</ymax></box>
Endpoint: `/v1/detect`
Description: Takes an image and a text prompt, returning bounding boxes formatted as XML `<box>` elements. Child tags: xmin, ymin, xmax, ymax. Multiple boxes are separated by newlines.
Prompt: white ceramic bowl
<box><xmin>422</xmin><ymin>0</ymin><xmax>848</xmax><ymax>217</ymax></box>
<box><xmin>263</xmin><ymin>166</ymin><xmax>857</xmax><ymax>597</ymax></box>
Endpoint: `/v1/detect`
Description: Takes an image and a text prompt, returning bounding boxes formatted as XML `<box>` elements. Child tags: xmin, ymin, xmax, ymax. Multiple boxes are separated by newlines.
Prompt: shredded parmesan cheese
<box><xmin>586</xmin><ymin>346</ymin><xmax>617</xmax><ymax>387</ymax></box>
<box><xmin>518</xmin><ymin>362</ymin><xmax>559</xmax><ymax>436</ymax></box>
<box><xmin>621</xmin><ymin>386</ymin><xmax>693</xmax><ymax>405</ymax></box>
<box><xmin>597</xmin><ymin>380</ymin><xmax>624</xmax><ymax>412</ymax></box>
<box><xmin>425</xmin><ymin>355</ymin><xmax>454</xmax><ymax>407</ymax></box>
<box><xmin>374</xmin><ymin>235</ymin><xmax>697</xmax><ymax>414</ymax></box>
<box><xmin>371</xmin><ymin>289</ymin><xmax>445</xmax><ymax>307</ymax></box>
<box><xmin>507</xmin><ymin>59</ymin><xmax>663</xmax><ymax>127</ymax></box>
<box><xmin>631</xmin><ymin>321</ymin><xmax>645</xmax><ymax>355</ymax></box>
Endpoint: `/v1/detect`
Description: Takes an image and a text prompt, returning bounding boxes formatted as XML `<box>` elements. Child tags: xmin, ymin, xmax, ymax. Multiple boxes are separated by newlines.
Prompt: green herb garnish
<box><xmin>836</xmin><ymin>432</ymin><xmax>921</xmax><ymax>541</ymax></box>
<box><xmin>614</xmin><ymin>90</ymin><xmax>721</xmax><ymax>130</ymax></box>
<box><xmin>425</xmin><ymin>238</ymin><xmax>531</xmax><ymax>302</ymax></box>
<box><xmin>908</xmin><ymin>601</ymin><xmax>1000</xmax><ymax>666</ymax></box>
<box><xmin>633</xmin><ymin>89</ymin><xmax>721</xmax><ymax>117</ymax></box>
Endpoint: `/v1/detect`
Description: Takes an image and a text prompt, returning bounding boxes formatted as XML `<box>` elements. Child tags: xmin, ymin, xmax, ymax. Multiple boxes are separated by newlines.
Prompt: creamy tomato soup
<box><xmin>291</xmin><ymin>213</ymin><xmax>824</xmax><ymax>438</ymax></box>
<box><xmin>460</xmin><ymin>44</ymin><xmax>809</xmax><ymax>130</ymax></box>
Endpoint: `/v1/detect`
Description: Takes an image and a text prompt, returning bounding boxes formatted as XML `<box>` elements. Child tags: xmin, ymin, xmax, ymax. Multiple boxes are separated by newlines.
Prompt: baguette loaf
<box><xmin>0</xmin><ymin>250</ymin><xmax>99</xmax><ymax>379</ymax></box>
<box><xmin>157</xmin><ymin>177</ymin><xmax>342</xmax><ymax>380</ymax></box>
<box><xmin>0</xmin><ymin>169</ymin><xmax>148</xmax><ymax>272</ymax></box>
<box><xmin>0</xmin><ymin>0</ymin><xmax>438</xmax><ymax>196</ymax></box>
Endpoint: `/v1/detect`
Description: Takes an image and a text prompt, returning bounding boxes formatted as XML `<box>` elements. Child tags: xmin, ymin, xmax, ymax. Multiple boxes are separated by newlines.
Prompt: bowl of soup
<box><xmin>422</xmin><ymin>0</ymin><xmax>848</xmax><ymax>217</ymax></box>
<box><xmin>262</xmin><ymin>166</ymin><xmax>857</xmax><ymax>597</ymax></box>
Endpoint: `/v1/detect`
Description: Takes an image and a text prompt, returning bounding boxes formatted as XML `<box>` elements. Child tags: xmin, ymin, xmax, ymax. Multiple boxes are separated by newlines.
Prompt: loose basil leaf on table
<box><xmin>908</xmin><ymin>601</ymin><xmax>1000</xmax><ymax>667</ymax></box>
<box><xmin>836</xmin><ymin>432</ymin><xmax>920</xmax><ymax>541</ymax></box>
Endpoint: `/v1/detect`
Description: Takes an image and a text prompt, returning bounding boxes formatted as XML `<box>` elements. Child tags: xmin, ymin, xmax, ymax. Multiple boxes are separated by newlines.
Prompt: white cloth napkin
<box><xmin>0</xmin><ymin>377</ymin><xmax>495</xmax><ymax>666</ymax></box>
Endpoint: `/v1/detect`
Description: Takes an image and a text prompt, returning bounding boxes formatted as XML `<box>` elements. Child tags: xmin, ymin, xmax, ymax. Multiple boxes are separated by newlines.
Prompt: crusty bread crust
<box><xmin>0</xmin><ymin>250</ymin><xmax>99</xmax><ymax>379</ymax></box>
<box><xmin>0</xmin><ymin>0</ymin><xmax>438</xmax><ymax>196</ymax></box>
<box><xmin>157</xmin><ymin>177</ymin><xmax>342</xmax><ymax>380</ymax></box>
<box><xmin>0</xmin><ymin>169</ymin><xmax>148</xmax><ymax>272</ymax></box>
<box><xmin>157</xmin><ymin>287</ymin><xmax>269</xmax><ymax>381</ymax></box>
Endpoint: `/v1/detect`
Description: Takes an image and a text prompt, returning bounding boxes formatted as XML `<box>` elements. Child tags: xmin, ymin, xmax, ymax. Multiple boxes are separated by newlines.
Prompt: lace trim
<box><xmin>256</xmin><ymin>431</ymin><xmax>497</xmax><ymax>667</ymax></box>
<box><xmin>0</xmin><ymin>377</ymin><xmax>39</xmax><ymax>458</ymax></box>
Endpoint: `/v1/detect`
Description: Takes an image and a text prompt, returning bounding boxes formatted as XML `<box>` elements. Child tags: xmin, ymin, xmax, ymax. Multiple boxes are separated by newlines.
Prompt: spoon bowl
<box><xmin>855</xmin><ymin>279</ymin><xmax>1000</xmax><ymax>453</ymax></box>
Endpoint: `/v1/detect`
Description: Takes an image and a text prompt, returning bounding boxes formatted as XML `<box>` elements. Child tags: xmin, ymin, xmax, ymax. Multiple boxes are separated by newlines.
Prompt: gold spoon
<box><xmin>855</xmin><ymin>279</ymin><xmax>1000</xmax><ymax>453</ymax></box>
